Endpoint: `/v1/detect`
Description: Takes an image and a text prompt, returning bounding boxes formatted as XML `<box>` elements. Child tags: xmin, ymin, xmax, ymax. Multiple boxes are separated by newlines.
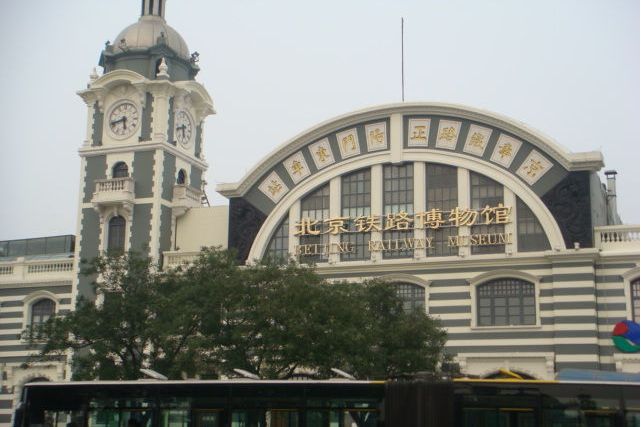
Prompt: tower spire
<box><xmin>141</xmin><ymin>0</ymin><xmax>166</xmax><ymax>19</ymax></box>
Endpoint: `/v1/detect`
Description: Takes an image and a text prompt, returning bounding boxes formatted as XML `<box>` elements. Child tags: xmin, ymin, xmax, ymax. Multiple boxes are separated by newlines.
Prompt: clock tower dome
<box><xmin>74</xmin><ymin>0</ymin><xmax>214</xmax><ymax>298</ymax></box>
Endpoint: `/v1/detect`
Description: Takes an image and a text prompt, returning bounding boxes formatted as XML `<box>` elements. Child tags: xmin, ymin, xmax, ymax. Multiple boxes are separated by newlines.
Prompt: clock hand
<box><xmin>110</xmin><ymin>117</ymin><xmax>125</xmax><ymax>126</ymax></box>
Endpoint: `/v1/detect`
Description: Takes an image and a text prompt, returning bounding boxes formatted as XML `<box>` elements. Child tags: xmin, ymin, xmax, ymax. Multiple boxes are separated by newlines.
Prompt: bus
<box><xmin>14</xmin><ymin>378</ymin><xmax>640</xmax><ymax>427</ymax></box>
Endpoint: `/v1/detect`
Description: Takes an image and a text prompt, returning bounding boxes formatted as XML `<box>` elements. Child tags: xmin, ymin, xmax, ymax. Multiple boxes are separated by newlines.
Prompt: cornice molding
<box><xmin>217</xmin><ymin>102</ymin><xmax>604</xmax><ymax>198</ymax></box>
<box><xmin>78</xmin><ymin>142</ymin><xmax>209</xmax><ymax>170</ymax></box>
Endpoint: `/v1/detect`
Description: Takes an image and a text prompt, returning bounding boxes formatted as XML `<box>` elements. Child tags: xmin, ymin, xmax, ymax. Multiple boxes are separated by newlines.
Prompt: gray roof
<box><xmin>113</xmin><ymin>16</ymin><xmax>190</xmax><ymax>60</ymax></box>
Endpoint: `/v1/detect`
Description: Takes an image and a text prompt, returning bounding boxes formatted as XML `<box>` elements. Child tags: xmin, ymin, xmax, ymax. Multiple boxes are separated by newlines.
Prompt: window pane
<box><xmin>299</xmin><ymin>185</ymin><xmax>330</xmax><ymax>264</ymax></box>
<box><xmin>477</xmin><ymin>279</ymin><xmax>536</xmax><ymax>326</ymax></box>
<box><xmin>341</xmin><ymin>169</ymin><xmax>371</xmax><ymax>261</ymax></box>
<box><xmin>32</xmin><ymin>299</ymin><xmax>55</xmax><ymax>325</ymax></box>
<box><xmin>470</xmin><ymin>172</ymin><xmax>504</xmax><ymax>255</ymax></box>
<box><xmin>426</xmin><ymin>163</ymin><xmax>458</xmax><ymax>257</ymax></box>
<box><xmin>394</xmin><ymin>282</ymin><xmax>425</xmax><ymax>313</ymax></box>
<box><xmin>517</xmin><ymin>197</ymin><xmax>550</xmax><ymax>252</ymax></box>
<box><xmin>108</xmin><ymin>216</ymin><xmax>126</xmax><ymax>253</ymax></box>
<box><xmin>265</xmin><ymin>217</ymin><xmax>289</xmax><ymax>264</ymax></box>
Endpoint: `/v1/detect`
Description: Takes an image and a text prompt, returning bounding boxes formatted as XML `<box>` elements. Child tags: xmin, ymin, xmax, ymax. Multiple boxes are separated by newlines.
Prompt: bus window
<box><xmin>160</xmin><ymin>410</ymin><xmax>189</xmax><ymax>427</ymax></box>
<box><xmin>88</xmin><ymin>409</ymin><xmax>152</xmax><ymax>427</ymax></box>
<box><xmin>268</xmin><ymin>410</ymin><xmax>299</xmax><ymax>427</ymax></box>
<box><xmin>626</xmin><ymin>411</ymin><xmax>640</xmax><ymax>427</ymax></box>
<box><xmin>345</xmin><ymin>410</ymin><xmax>378</xmax><ymax>427</ymax></box>
<box><xmin>583</xmin><ymin>410</ymin><xmax>619</xmax><ymax>427</ymax></box>
<box><xmin>461</xmin><ymin>407</ymin><xmax>536</xmax><ymax>427</ymax></box>
<box><xmin>193</xmin><ymin>410</ymin><xmax>221</xmax><ymax>427</ymax></box>
<box><xmin>306</xmin><ymin>410</ymin><xmax>340</xmax><ymax>427</ymax></box>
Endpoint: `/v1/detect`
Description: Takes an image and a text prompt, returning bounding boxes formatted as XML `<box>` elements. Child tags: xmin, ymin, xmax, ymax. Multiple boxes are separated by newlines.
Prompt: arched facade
<box><xmin>216</xmin><ymin>103</ymin><xmax>639</xmax><ymax>380</ymax></box>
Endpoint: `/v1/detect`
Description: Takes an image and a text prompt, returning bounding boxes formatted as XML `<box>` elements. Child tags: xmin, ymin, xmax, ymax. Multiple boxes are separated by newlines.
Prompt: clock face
<box><xmin>175</xmin><ymin>110</ymin><xmax>194</xmax><ymax>147</ymax></box>
<box><xmin>108</xmin><ymin>101</ymin><xmax>139</xmax><ymax>139</ymax></box>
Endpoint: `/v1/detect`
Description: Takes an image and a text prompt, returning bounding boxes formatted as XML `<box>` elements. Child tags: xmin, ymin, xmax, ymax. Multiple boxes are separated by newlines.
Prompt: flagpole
<box><xmin>401</xmin><ymin>17</ymin><xmax>405</xmax><ymax>102</ymax></box>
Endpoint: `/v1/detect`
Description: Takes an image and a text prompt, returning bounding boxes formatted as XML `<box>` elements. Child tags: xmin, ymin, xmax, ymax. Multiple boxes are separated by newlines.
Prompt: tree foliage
<box><xmin>35</xmin><ymin>248</ymin><xmax>447</xmax><ymax>380</ymax></box>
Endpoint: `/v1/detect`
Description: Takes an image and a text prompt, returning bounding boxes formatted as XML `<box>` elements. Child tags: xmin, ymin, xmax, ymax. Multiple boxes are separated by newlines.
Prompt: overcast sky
<box><xmin>0</xmin><ymin>0</ymin><xmax>638</xmax><ymax>241</ymax></box>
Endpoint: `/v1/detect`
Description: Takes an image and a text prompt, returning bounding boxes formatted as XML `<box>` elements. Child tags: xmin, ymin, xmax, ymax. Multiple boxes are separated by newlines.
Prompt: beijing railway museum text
<box><xmin>293</xmin><ymin>203</ymin><xmax>512</xmax><ymax>256</ymax></box>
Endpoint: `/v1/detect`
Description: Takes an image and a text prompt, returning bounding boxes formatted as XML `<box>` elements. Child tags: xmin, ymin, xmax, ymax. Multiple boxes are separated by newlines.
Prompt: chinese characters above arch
<box><xmin>294</xmin><ymin>203</ymin><xmax>512</xmax><ymax>236</ymax></box>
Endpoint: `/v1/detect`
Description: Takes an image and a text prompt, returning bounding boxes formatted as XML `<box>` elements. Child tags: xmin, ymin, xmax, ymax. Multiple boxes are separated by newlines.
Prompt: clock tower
<box><xmin>74</xmin><ymin>0</ymin><xmax>214</xmax><ymax>298</ymax></box>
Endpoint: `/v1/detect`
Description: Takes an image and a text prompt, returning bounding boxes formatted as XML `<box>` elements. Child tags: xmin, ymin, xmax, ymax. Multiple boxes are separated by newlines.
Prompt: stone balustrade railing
<box><xmin>0</xmin><ymin>258</ymin><xmax>75</xmax><ymax>281</ymax></box>
<box><xmin>95</xmin><ymin>177</ymin><xmax>134</xmax><ymax>193</ymax></box>
<box><xmin>163</xmin><ymin>251</ymin><xmax>201</xmax><ymax>269</ymax></box>
<box><xmin>594</xmin><ymin>225</ymin><xmax>640</xmax><ymax>252</ymax></box>
<box><xmin>173</xmin><ymin>185</ymin><xmax>202</xmax><ymax>204</ymax></box>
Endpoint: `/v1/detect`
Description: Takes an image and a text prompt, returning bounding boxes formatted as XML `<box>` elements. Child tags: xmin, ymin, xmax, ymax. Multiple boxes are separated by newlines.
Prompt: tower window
<box><xmin>31</xmin><ymin>299</ymin><xmax>55</xmax><ymax>326</ymax></box>
<box><xmin>108</xmin><ymin>216</ymin><xmax>126</xmax><ymax>253</ymax></box>
<box><xmin>112</xmin><ymin>162</ymin><xmax>129</xmax><ymax>178</ymax></box>
<box><xmin>177</xmin><ymin>169</ymin><xmax>187</xmax><ymax>185</ymax></box>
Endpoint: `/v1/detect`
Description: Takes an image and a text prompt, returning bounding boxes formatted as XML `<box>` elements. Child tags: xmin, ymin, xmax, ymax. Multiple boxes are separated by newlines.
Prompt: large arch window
<box><xmin>341</xmin><ymin>169</ymin><xmax>371</xmax><ymax>261</ymax></box>
<box><xmin>470</xmin><ymin>172</ymin><xmax>504</xmax><ymax>255</ymax></box>
<box><xmin>265</xmin><ymin>217</ymin><xmax>289</xmax><ymax>263</ymax></box>
<box><xmin>107</xmin><ymin>216</ymin><xmax>127</xmax><ymax>253</ymax></box>
<box><xmin>112</xmin><ymin>162</ymin><xmax>129</xmax><ymax>178</ymax></box>
<box><xmin>383</xmin><ymin>164</ymin><xmax>414</xmax><ymax>259</ymax></box>
<box><xmin>31</xmin><ymin>298</ymin><xmax>55</xmax><ymax>326</ymax></box>
<box><xmin>632</xmin><ymin>278</ymin><xmax>640</xmax><ymax>324</ymax></box>
<box><xmin>299</xmin><ymin>184</ymin><xmax>330</xmax><ymax>263</ymax></box>
<box><xmin>426</xmin><ymin>163</ymin><xmax>458</xmax><ymax>257</ymax></box>
<box><xmin>516</xmin><ymin>197</ymin><xmax>550</xmax><ymax>252</ymax></box>
<box><xmin>477</xmin><ymin>278</ymin><xmax>535</xmax><ymax>326</ymax></box>
<box><xmin>394</xmin><ymin>282</ymin><xmax>425</xmax><ymax>313</ymax></box>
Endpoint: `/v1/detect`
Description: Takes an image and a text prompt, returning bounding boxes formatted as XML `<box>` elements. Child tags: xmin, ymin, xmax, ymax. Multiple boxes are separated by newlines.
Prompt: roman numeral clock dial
<box><xmin>175</xmin><ymin>110</ymin><xmax>194</xmax><ymax>148</ymax></box>
<box><xmin>108</xmin><ymin>101</ymin><xmax>140</xmax><ymax>139</ymax></box>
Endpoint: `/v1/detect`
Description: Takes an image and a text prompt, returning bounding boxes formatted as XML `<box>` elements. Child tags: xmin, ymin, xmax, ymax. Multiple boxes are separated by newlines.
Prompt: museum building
<box><xmin>0</xmin><ymin>0</ymin><xmax>639</xmax><ymax>424</ymax></box>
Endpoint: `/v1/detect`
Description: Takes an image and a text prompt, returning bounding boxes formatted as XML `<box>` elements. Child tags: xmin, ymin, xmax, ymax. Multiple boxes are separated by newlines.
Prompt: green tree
<box><xmin>35</xmin><ymin>252</ymin><xmax>216</xmax><ymax>380</ymax></box>
<box><xmin>35</xmin><ymin>248</ymin><xmax>448</xmax><ymax>380</ymax></box>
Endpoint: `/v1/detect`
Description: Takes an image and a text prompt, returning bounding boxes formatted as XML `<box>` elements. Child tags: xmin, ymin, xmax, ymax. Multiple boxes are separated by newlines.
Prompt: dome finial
<box><xmin>157</xmin><ymin>57</ymin><xmax>170</xmax><ymax>79</ymax></box>
<box><xmin>141</xmin><ymin>0</ymin><xmax>166</xmax><ymax>19</ymax></box>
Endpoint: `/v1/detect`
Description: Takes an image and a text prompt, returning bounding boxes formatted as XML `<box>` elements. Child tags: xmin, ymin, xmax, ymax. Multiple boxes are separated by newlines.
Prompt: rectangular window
<box><xmin>470</xmin><ymin>172</ymin><xmax>504</xmax><ymax>255</ymax></box>
<box><xmin>299</xmin><ymin>185</ymin><xmax>330</xmax><ymax>263</ymax></box>
<box><xmin>383</xmin><ymin>164</ymin><xmax>414</xmax><ymax>259</ymax></box>
<box><xmin>426</xmin><ymin>164</ymin><xmax>458</xmax><ymax>257</ymax></box>
<box><xmin>341</xmin><ymin>169</ymin><xmax>371</xmax><ymax>261</ymax></box>
<box><xmin>478</xmin><ymin>279</ymin><xmax>535</xmax><ymax>326</ymax></box>
<box><xmin>517</xmin><ymin>197</ymin><xmax>550</xmax><ymax>252</ymax></box>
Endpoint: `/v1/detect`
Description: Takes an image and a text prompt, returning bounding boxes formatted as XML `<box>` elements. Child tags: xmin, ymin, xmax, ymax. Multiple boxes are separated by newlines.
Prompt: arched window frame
<box><xmin>621</xmin><ymin>267</ymin><xmax>640</xmax><ymax>323</ymax></box>
<box><xmin>247</xmin><ymin>152</ymin><xmax>566</xmax><ymax>263</ymax></box>
<box><xmin>112</xmin><ymin>161</ymin><xmax>129</xmax><ymax>178</ymax></box>
<box><xmin>101</xmin><ymin>210</ymin><xmax>130</xmax><ymax>254</ymax></box>
<box><xmin>380</xmin><ymin>274</ymin><xmax>429</xmax><ymax>314</ymax></box>
<box><xmin>177</xmin><ymin>169</ymin><xmax>187</xmax><ymax>185</ymax></box>
<box><xmin>469</xmin><ymin>270</ymin><xmax>541</xmax><ymax>329</ymax></box>
<box><xmin>22</xmin><ymin>291</ymin><xmax>59</xmax><ymax>333</ymax></box>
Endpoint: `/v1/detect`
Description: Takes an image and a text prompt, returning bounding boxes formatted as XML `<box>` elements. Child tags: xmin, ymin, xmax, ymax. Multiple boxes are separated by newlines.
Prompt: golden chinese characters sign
<box><xmin>293</xmin><ymin>204</ymin><xmax>513</xmax><ymax>257</ymax></box>
<box><xmin>294</xmin><ymin>204</ymin><xmax>511</xmax><ymax>236</ymax></box>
